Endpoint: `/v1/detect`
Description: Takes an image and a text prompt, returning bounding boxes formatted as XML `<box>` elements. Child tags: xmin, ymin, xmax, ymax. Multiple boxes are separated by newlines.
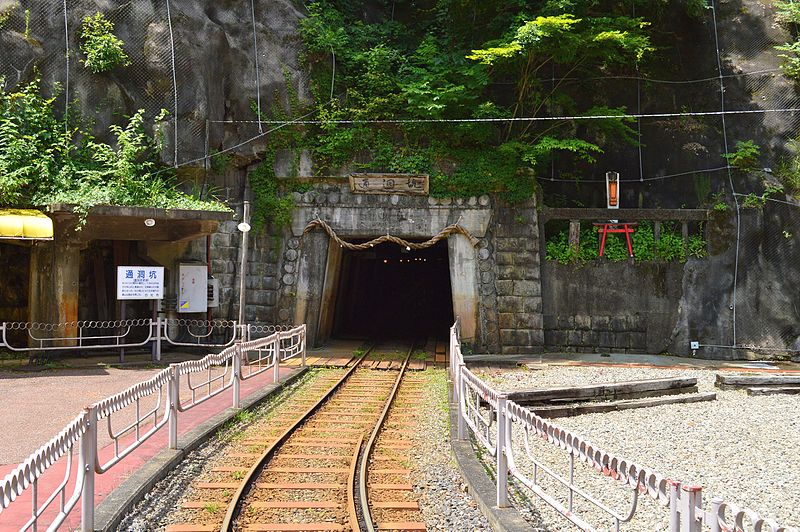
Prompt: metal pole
<box><xmin>273</xmin><ymin>332</ymin><xmax>282</xmax><ymax>383</ymax></box>
<box><xmin>496</xmin><ymin>394</ymin><xmax>509</xmax><ymax>507</ymax></box>
<box><xmin>238</xmin><ymin>201</ymin><xmax>250</xmax><ymax>327</ymax></box>
<box><xmin>668</xmin><ymin>480</ymin><xmax>681</xmax><ymax>532</ymax></box>
<box><xmin>708</xmin><ymin>497</ymin><xmax>723</xmax><ymax>532</ymax></box>
<box><xmin>457</xmin><ymin>363</ymin><xmax>466</xmax><ymax>440</ymax></box>
<box><xmin>681</xmin><ymin>484</ymin><xmax>702</xmax><ymax>532</ymax></box>
<box><xmin>79</xmin><ymin>407</ymin><xmax>97</xmax><ymax>532</ymax></box>
<box><xmin>301</xmin><ymin>326</ymin><xmax>306</xmax><ymax>367</ymax></box>
<box><xmin>233</xmin><ymin>343</ymin><xmax>241</xmax><ymax>409</ymax></box>
<box><xmin>155</xmin><ymin>317</ymin><xmax>162</xmax><ymax>361</ymax></box>
<box><xmin>168</xmin><ymin>364</ymin><xmax>179</xmax><ymax>449</ymax></box>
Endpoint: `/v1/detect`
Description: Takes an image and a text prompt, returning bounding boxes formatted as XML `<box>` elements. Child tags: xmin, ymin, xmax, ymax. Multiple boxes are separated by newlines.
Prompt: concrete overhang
<box><xmin>47</xmin><ymin>203</ymin><xmax>233</xmax><ymax>243</ymax></box>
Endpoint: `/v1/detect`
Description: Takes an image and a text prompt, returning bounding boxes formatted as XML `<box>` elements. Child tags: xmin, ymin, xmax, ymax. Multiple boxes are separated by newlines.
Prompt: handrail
<box><xmin>448</xmin><ymin>319</ymin><xmax>798</xmax><ymax>532</ymax></box>
<box><xmin>0</xmin><ymin>324</ymin><xmax>307</xmax><ymax>531</ymax></box>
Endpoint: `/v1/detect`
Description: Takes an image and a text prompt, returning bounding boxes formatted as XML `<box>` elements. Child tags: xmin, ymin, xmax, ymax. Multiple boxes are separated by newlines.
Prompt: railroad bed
<box><xmin>158</xmin><ymin>342</ymin><xmax>449</xmax><ymax>532</ymax></box>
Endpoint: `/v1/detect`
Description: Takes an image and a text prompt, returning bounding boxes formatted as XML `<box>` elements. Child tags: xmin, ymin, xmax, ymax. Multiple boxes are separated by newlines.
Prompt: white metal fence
<box><xmin>448</xmin><ymin>319</ymin><xmax>798</xmax><ymax>532</ymax></box>
<box><xmin>0</xmin><ymin>324</ymin><xmax>305</xmax><ymax>531</ymax></box>
<box><xmin>0</xmin><ymin>319</ymin><xmax>296</xmax><ymax>360</ymax></box>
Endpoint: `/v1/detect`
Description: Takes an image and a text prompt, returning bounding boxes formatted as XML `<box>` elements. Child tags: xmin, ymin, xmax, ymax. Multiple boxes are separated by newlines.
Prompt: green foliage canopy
<box><xmin>80</xmin><ymin>13</ymin><xmax>130</xmax><ymax>74</ymax></box>
<box><xmin>0</xmin><ymin>79</ymin><xmax>228</xmax><ymax>217</ymax></box>
<box><xmin>297</xmin><ymin>0</ymin><xmax>656</xmax><ymax>201</ymax></box>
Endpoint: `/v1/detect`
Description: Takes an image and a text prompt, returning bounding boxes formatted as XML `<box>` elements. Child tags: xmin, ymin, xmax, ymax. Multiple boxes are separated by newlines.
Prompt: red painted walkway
<box><xmin>0</xmin><ymin>364</ymin><xmax>299</xmax><ymax>530</ymax></box>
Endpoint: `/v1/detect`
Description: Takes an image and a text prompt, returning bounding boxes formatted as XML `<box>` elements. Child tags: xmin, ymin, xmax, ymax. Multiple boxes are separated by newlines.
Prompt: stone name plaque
<box><xmin>349</xmin><ymin>173</ymin><xmax>429</xmax><ymax>195</ymax></box>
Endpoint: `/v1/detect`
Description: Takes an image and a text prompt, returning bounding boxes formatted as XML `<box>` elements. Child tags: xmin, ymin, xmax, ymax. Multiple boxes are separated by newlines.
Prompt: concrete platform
<box><xmin>0</xmin><ymin>349</ymin><xmax>305</xmax><ymax>530</ymax></box>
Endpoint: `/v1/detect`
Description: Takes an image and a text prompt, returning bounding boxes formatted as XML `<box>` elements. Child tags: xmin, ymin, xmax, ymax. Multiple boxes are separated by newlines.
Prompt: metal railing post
<box><xmin>668</xmin><ymin>480</ymin><xmax>681</xmax><ymax>532</ymax></box>
<box><xmin>457</xmin><ymin>363</ymin><xmax>466</xmax><ymax>441</ymax></box>
<box><xmin>708</xmin><ymin>498</ymin><xmax>723</xmax><ymax>532</ymax></box>
<box><xmin>233</xmin><ymin>343</ymin><xmax>242</xmax><ymax>409</ymax></box>
<box><xmin>273</xmin><ymin>332</ymin><xmax>282</xmax><ymax>383</ymax></box>
<box><xmin>155</xmin><ymin>317</ymin><xmax>162</xmax><ymax>362</ymax></box>
<box><xmin>681</xmin><ymin>484</ymin><xmax>702</xmax><ymax>532</ymax></box>
<box><xmin>79</xmin><ymin>406</ymin><xmax>97</xmax><ymax>532</ymax></box>
<box><xmin>496</xmin><ymin>394</ymin><xmax>509</xmax><ymax>507</ymax></box>
<box><xmin>168</xmin><ymin>364</ymin><xmax>179</xmax><ymax>450</ymax></box>
<box><xmin>301</xmin><ymin>327</ymin><xmax>307</xmax><ymax>367</ymax></box>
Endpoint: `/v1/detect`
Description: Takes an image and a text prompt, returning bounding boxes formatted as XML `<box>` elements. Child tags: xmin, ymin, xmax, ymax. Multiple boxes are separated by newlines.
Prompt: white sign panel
<box><xmin>178</xmin><ymin>264</ymin><xmax>208</xmax><ymax>313</ymax></box>
<box><xmin>117</xmin><ymin>266</ymin><xmax>164</xmax><ymax>300</ymax></box>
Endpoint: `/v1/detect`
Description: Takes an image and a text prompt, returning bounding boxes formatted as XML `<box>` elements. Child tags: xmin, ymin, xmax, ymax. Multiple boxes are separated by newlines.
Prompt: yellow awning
<box><xmin>0</xmin><ymin>209</ymin><xmax>54</xmax><ymax>240</ymax></box>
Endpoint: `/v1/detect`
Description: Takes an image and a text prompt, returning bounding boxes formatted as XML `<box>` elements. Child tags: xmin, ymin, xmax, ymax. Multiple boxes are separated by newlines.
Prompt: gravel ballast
<box><xmin>476</xmin><ymin>365</ymin><xmax>800</xmax><ymax>531</ymax></box>
<box><xmin>118</xmin><ymin>367</ymin><xmax>491</xmax><ymax>531</ymax></box>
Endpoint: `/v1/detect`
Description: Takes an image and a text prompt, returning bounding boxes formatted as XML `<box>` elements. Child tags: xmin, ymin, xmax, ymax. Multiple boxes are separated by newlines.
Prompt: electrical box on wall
<box><xmin>178</xmin><ymin>264</ymin><xmax>208</xmax><ymax>313</ymax></box>
<box><xmin>207</xmin><ymin>278</ymin><xmax>220</xmax><ymax>308</ymax></box>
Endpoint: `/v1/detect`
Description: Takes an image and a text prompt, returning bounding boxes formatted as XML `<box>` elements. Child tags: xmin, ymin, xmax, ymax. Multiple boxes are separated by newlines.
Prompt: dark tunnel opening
<box><xmin>331</xmin><ymin>239</ymin><xmax>454</xmax><ymax>340</ymax></box>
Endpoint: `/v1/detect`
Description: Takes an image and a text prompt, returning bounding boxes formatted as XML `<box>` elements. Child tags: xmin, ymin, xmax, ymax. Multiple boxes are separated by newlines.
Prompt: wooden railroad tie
<box><xmin>255</xmin><ymin>482</ymin><xmax>344</xmax><ymax>490</ymax></box>
<box><xmin>244</xmin><ymin>523</ymin><xmax>344</xmax><ymax>531</ymax></box>
<box><xmin>377</xmin><ymin>522</ymin><xmax>427</xmax><ymax>531</ymax></box>
<box><xmin>251</xmin><ymin>501</ymin><xmax>341</xmax><ymax>509</ymax></box>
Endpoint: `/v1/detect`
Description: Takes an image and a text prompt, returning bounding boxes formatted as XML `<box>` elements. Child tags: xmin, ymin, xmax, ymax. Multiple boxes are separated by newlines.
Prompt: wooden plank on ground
<box><xmin>509</xmin><ymin>377</ymin><xmax>698</xmax><ymax>405</ymax></box>
<box><xmin>716</xmin><ymin>373</ymin><xmax>800</xmax><ymax>389</ymax></box>
<box><xmin>746</xmin><ymin>386</ymin><xmax>800</xmax><ymax>396</ymax></box>
<box><xmin>531</xmin><ymin>392</ymin><xmax>716</xmax><ymax>418</ymax></box>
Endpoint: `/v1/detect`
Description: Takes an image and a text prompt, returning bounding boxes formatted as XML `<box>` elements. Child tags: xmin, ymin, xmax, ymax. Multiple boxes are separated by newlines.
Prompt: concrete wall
<box><xmin>542</xmin><ymin>261</ymin><xmax>684</xmax><ymax>354</ymax></box>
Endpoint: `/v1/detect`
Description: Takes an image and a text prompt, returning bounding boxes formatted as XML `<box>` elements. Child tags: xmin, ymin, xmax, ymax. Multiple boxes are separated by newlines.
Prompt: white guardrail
<box><xmin>0</xmin><ymin>319</ymin><xmax>296</xmax><ymax>358</ymax></box>
<box><xmin>0</xmin><ymin>324</ymin><xmax>306</xmax><ymax>531</ymax></box>
<box><xmin>448</xmin><ymin>319</ymin><xmax>798</xmax><ymax>532</ymax></box>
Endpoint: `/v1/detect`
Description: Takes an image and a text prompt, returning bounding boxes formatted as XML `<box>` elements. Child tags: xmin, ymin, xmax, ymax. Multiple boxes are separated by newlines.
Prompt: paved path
<box><xmin>0</xmin><ymin>357</ymin><xmax>299</xmax><ymax>530</ymax></box>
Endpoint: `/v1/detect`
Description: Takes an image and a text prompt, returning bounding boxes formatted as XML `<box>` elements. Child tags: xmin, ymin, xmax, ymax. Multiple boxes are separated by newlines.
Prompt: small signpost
<box><xmin>116</xmin><ymin>266</ymin><xmax>164</xmax><ymax>300</ymax></box>
<box><xmin>349</xmin><ymin>173</ymin><xmax>429</xmax><ymax>195</ymax></box>
<box><xmin>116</xmin><ymin>266</ymin><xmax>164</xmax><ymax>362</ymax></box>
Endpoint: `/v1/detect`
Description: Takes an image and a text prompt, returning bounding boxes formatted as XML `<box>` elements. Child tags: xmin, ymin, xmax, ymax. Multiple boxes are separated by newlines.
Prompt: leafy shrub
<box><xmin>722</xmin><ymin>140</ymin><xmax>760</xmax><ymax>171</ymax></box>
<box><xmin>776</xmin><ymin>41</ymin><xmax>800</xmax><ymax>83</ymax></box>
<box><xmin>545</xmin><ymin>221</ymin><xmax>706</xmax><ymax>263</ymax></box>
<box><xmin>80</xmin><ymin>13</ymin><xmax>130</xmax><ymax>73</ymax></box>
<box><xmin>0</xmin><ymin>78</ymin><xmax>227</xmax><ymax>219</ymax></box>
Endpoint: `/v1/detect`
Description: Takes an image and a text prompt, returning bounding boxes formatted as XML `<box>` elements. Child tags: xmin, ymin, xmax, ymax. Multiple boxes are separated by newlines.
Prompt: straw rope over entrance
<box><xmin>302</xmin><ymin>218</ymin><xmax>480</xmax><ymax>250</ymax></box>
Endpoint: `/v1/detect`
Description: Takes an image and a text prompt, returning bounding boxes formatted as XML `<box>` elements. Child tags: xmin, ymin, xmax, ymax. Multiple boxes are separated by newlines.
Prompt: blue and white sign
<box><xmin>117</xmin><ymin>266</ymin><xmax>164</xmax><ymax>300</ymax></box>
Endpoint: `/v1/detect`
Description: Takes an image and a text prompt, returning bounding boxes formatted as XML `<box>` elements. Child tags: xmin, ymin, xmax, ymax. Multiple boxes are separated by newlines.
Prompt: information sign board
<box><xmin>349</xmin><ymin>173</ymin><xmax>429</xmax><ymax>195</ymax></box>
<box><xmin>117</xmin><ymin>266</ymin><xmax>164</xmax><ymax>300</ymax></box>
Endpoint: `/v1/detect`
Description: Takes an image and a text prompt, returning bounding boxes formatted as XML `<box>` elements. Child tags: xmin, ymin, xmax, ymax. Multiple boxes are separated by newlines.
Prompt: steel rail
<box><xmin>219</xmin><ymin>344</ymin><xmax>375</xmax><ymax>531</ymax></box>
<box><xmin>358</xmin><ymin>342</ymin><xmax>415</xmax><ymax>532</ymax></box>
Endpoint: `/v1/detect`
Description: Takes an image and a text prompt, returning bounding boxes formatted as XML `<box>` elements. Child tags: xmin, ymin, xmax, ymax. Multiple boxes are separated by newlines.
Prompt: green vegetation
<box><xmin>723</xmin><ymin>140</ymin><xmax>761</xmax><ymax>171</ymax></box>
<box><xmin>773</xmin><ymin>138</ymin><xmax>800</xmax><ymax>198</ymax></box>
<box><xmin>741</xmin><ymin>184</ymin><xmax>785</xmax><ymax>209</ymax></box>
<box><xmin>80</xmin><ymin>13</ymin><xmax>130</xmax><ymax>73</ymax></box>
<box><xmin>202</xmin><ymin>502</ymin><xmax>220</xmax><ymax>514</ymax></box>
<box><xmin>297</xmin><ymin>0</ymin><xmax>656</xmax><ymax>201</ymax></box>
<box><xmin>0</xmin><ymin>78</ymin><xmax>228</xmax><ymax>219</ymax></box>
<box><xmin>545</xmin><ymin>221</ymin><xmax>706</xmax><ymax>264</ymax></box>
<box><xmin>0</xmin><ymin>2</ymin><xmax>18</xmax><ymax>30</ymax></box>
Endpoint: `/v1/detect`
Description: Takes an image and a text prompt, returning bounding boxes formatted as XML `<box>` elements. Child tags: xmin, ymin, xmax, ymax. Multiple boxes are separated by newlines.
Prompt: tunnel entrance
<box><xmin>329</xmin><ymin>239</ymin><xmax>454</xmax><ymax>340</ymax></box>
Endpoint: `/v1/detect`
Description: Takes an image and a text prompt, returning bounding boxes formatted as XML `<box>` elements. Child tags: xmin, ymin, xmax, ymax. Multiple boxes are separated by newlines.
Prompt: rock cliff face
<box><xmin>1</xmin><ymin>0</ymin><xmax>798</xmax><ymax>358</ymax></box>
<box><xmin>0</xmin><ymin>0</ymin><xmax>308</xmax><ymax>165</ymax></box>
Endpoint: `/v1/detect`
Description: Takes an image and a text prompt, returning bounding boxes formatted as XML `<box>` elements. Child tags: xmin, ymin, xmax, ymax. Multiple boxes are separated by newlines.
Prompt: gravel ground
<box><xmin>476</xmin><ymin>365</ymin><xmax>800</xmax><ymax>531</ymax></box>
<box><xmin>412</xmin><ymin>369</ymin><xmax>492</xmax><ymax>531</ymax></box>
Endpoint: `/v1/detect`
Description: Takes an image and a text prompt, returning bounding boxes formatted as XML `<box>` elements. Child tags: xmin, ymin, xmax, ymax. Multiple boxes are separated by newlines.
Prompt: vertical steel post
<box><xmin>668</xmin><ymin>480</ymin><xmax>681</xmax><ymax>532</ymax></box>
<box><xmin>457</xmin><ymin>363</ymin><xmax>467</xmax><ymax>440</ymax></box>
<box><xmin>168</xmin><ymin>364</ymin><xmax>179</xmax><ymax>450</ymax></box>
<box><xmin>238</xmin><ymin>201</ymin><xmax>250</xmax><ymax>327</ymax></box>
<box><xmin>681</xmin><ymin>484</ymin><xmax>702</xmax><ymax>532</ymax></box>
<box><xmin>273</xmin><ymin>332</ymin><xmax>282</xmax><ymax>383</ymax></box>
<box><xmin>301</xmin><ymin>327</ymin><xmax>307</xmax><ymax>367</ymax></box>
<box><xmin>496</xmin><ymin>394</ymin><xmax>509</xmax><ymax>507</ymax></box>
<box><xmin>155</xmin><ymin>317</ymin><xmax>162</xmax><ymax>362</ymax></box>
<box><xmin>233</xmin><ymin>343</ymin><xmax>241</xmax><ymax>409</ymax></box>
<box><xmin>79</xmin><ymin>406</ymin><xmax>97</xmax><ymax>532</ymax></box>
<box><xmin>708</xmin><ymin>498</ymin><xmax>723</xmax><ymax>532</ymax></box>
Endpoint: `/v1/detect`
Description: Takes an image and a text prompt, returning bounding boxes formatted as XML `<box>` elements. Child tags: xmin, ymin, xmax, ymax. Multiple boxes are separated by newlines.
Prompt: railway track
<box><xmin>167</xmin><ymin>340</ymin><xmax>431</xmax><ymax>532</ymax></box>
